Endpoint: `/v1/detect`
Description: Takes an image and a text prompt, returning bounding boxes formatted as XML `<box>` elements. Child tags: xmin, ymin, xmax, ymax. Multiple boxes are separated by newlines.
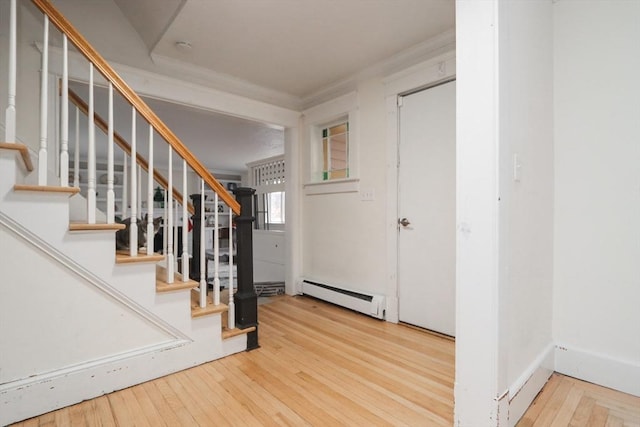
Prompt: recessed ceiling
<box><xmin>116</xmin><ymin>0</ymin><xmax>455</xmax><ymax>99</ymax></box>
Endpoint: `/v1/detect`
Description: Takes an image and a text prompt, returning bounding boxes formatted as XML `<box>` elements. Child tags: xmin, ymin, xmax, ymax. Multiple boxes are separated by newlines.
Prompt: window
<box><xmin>248</xmin><ymin>155</ymin><xmax>285</xmax><ymax>230</ymax></box>
<box><xmin>322</xmin><ymin>122</ymin><xmax>349</xmax><ymax>180</ymax></box>
<box><xmin>265</xmin><ymin>191</ymin><xmax>285</xmax><ymax>224</ymax></box>
<box><xmin>303</xmin><ymin>91</ymin><xmax>359</xmax><ymax>194</ymax></box>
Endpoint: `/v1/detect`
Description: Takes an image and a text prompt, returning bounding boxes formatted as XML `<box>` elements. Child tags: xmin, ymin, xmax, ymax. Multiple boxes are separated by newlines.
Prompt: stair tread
<box><xmin>69</xmin><ymin>222</ymin><xmax>126</xmax><ymax>232</ymax></box>
<box><xmin>14</xmin><ymin>184</ymin><xmax>80</xmax><ymax>195</ymax></box>
<box><xmin>222</xmin><ymin>326</ymin><xmax>256</xmax><ymax>340</ymax></box>
<box><xmin>156</xmin><ymin>265</ymin><xmax>198</xmax><ymax>292</ymax></box>
<box><xmin>115</xmin><ymin>251</ymin><xmax>164</xmax><ymax>264</ymax></box>
<box><xmin>0</xmin><ymin>142</ymin><xmax>34</xmax><ymax>171</ymax></box>
<box><xmin>190</xmin><ymin>289</ymin><xmax>228</xmax><ymax>318</ymax></box>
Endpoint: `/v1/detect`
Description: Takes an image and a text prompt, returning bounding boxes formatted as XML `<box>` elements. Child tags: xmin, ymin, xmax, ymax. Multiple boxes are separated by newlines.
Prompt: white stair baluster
<box><xmin>129</xmin><ymin>107</ymin><xmax>138</xmax><ymax>256</ymax></box>
<box><xmin>146</xmin><ymin>125</ymin><xmax>154</xmax><ymax>256</ymax></box>
<box><xmin>4</xmin><ymin>0</ymin><xmax>16</xmax><ymax>143</ymax></box>
<box><xmin>87</xmin><ymin>64</ymin><xmax>96</xmax><ymax>224</ymax></box>
<box><xmin>163</xmin><ymin>188</ymin><xmax>168</xmax><ymax>257</ymax></box>
<box><xmin>59</xmin><ymin>34</ymin><xmax>69</xmax><ymax>186</ymax></box>
<box><xmin>227</xmin><ymin>206</ymin><xmax>235</xmax><ymax>329</ymax></box>
<box><xmin>174</xmin><ymin>199</ymin><xmax>179</xmax><ymax>274</ymax></box>
<box><xmin>73</xmin><ymin>107</ymin><xmax>79</xmax><ymax>187</ymax></box>
<box><xmin>122</xmin><ymin>153</ymin><xmax>128</xmax><ymax>219</ymax></box>
<box><xmin>166</xmin><ymin>147</ymin><xmax>174</xmax><ymax>282</ymax></box>
<box><xmin>213</xmin><ymin>193</ymin><xmax>220</xmax><ymax>306</ymax></box>
<box><xmin>199</xmin><ymin>180</ymin><xmax>206</xmax><ymax>308</ymax></box>
<box><xmin>137</xmin><ymin>165</ymin><xmax>142</xmax><ymax>224</ymax></box>
<box><xmin>181</xmin><ymin>159</ymin><xmax>189</xmax><ymax>281</ymax></box>
<box><xmin>38</xmin><ymin>16</ymin><xmax>49</xmax><ymax>185</ymax></box>
<box><xmin>106</xmin><ymin>83</ymin><xmax>114</xmax><ymax>223</ymax></box>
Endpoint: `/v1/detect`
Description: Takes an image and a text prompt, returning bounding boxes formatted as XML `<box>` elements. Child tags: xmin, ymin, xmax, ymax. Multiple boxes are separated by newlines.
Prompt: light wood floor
<box><xmin>11</xmin><ymin>295</ymin><xmax>640</xmax><ymax>426</ymax></box>
<box><xmin>518</xmin><ymin>373</ymin><xmax>640</xmax><ymax>426</ymax></box>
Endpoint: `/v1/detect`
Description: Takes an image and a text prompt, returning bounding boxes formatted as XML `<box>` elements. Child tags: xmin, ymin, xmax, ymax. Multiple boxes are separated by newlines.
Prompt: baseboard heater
<box><xmin>301</xmin><ymin>279</ymin><xmax>386</xmax><ymax>319</ymax></box>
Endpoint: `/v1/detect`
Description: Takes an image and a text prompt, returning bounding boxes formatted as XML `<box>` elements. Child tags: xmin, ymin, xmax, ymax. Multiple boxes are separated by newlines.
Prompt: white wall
<box><xmin>455</xmin><ymin>1</ymin><xmax>555</xmax><ymax>424</ymax></box>
<box><xmin>498</xmin><ymin>1</ymin><xmax>555</xmax><ymax>424</ymax></box>
<box><xmin>553</xmin><ymin>0</ymin><xmax>640</xmax><ymax>396</ymax></box>
<box><xmin>254</xmin><ymin>230</ymin><xmax>285</xmax><ymax>283</ymax></box>
<box><xmin>301</xmin><ymin>78</ymin><xmax>389</xmax><ymax>296</ymax></box>
<box><xmin>0</xmin><ymin>226</ymin><xmax>174</xmax><ymax>384</ymax></box>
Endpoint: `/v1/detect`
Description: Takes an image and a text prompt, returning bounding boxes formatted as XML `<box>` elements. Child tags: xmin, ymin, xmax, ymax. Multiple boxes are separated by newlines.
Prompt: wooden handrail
<box><xmin>67</xmin><ymin>88</ymin><xmax>195</xmax><ymax>215</ymax></box>
<box><xmin>32</xmin><ymin>0</ymin><xmax>240</xmax><ymax>214</ymax></box>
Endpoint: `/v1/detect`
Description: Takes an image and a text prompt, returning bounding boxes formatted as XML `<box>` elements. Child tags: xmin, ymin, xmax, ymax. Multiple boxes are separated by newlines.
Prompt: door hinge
<box><xmin>397</xmin><ymin>96</ymin><xmax>403</xmax><ymax>108</ymax></box>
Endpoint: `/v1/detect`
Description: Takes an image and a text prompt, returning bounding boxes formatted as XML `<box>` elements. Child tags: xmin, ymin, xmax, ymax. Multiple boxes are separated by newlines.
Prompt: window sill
<box><xmin>303</xmin><ymin>178</ymin><xmax>360</xmax><ymax>195</ymax></box>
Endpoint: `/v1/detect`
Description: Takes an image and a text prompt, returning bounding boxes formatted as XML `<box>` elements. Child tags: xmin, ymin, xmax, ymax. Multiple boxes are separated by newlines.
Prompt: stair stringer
<box><xmin>0</xmin><ymin>153</ymin><xmax>246</xmax><ymax>425</ymax></box>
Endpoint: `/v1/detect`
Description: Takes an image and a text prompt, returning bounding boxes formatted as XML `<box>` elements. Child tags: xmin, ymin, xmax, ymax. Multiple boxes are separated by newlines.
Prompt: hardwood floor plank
<box><xmin>129</xmin><ymin>384</ymin><xmax>167</xmax><ymax>427</ymax></box>
<box><xmin>522</xmin><ymin>371</ymin><xmax>574</xmax><ymax>426</ymax></box>
<box><xmin>164</xmin><ymin>372</ymin><xmax>224</xmax><ymax>426</ymax></box>
<box><xmin>10</xmin><ymin>295</ymin><xmax>640</xmax><ymax>427</ymax></box>
<box><xmin>258</xmin><ymin>321</ymin><xmax>443</xmax><ymax>425</ymax></box>
<box><xmin>605</xmin><ymin>414</ymin><xmax>625</xmax><ymax>427</ymax></box>
<box><xmin>153</xmin><ymin>377</ymin><xmax>199</xmax><ymax>426</ymax></box>
<box><xmin>67</xmin><ymin>402</ymin><xmax>87</xmax><ymax>427</ymax></box>
<box><xmin>569</xmin><ymin>396</ymin><xmax>597</xmax><ymax>427</ymax></box>
<box><xmin>550</xmin><ymin>387</ymin><xmax>585</xmax><ymax>427</ymax></box>
<box><xmin>139</xmin><ymin>381</ymin><xmax>182</xmax><ymax>427</ymax></box>
<box><xmin>85</xmin><ymin>396</ymin><xmax>116</xmax><ymax>427</ymax></box>
<box><xmin>260</xmin><ymin>305</ymin><xmax>453</xmax><ymax>423</ymax></box>
<box><xmin>587</xmin><ymin>404</ymin><xmax>609</xmax><ymax>426</ymax></box>
<box><xmin>518</xmin><ymin>373</ymin><xmax>563</xmax><ymax>426</ymax></box>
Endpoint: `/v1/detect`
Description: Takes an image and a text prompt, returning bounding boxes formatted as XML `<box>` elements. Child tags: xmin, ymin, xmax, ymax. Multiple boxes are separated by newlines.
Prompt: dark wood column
<box><xmin>233</xmin><ymin>187</ymin><xmax>258</xmax><ymax>350</ymax></box>
<box><xmin>189</xmin><ymin>193</ymin><xmax>203</xmax><ymax>281</ymax></box>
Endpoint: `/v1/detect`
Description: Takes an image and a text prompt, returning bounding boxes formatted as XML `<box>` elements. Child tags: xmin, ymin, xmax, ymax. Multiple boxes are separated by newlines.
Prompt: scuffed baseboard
<box><xmin>555</xmin><ymin>343</ymin><xmax>640</xmax><ymax>397</ymax></box>
<box><xmin>508</xmin><ymin>343</ymin><xmax>555</xmax><ymax>426</ymax></box>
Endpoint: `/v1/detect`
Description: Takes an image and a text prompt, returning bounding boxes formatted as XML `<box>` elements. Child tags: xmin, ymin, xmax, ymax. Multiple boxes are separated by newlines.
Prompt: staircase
<box><xmin>0</xmin><ymin>1</ymin><xmax>257</xmax><ymax>425</ymax></box>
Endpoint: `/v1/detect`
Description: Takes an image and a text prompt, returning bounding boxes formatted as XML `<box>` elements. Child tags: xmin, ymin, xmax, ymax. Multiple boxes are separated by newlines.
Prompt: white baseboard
<box><xmin>0</xmin><ymin>339</ymin><xmax>229</xmax><ymax>426</ymax></box>
<box><xmin>508</xmin><ymin>343</ymin><xmax>554</xmax><ymax>427</ymax></box>
<box><xmin>555</xmin><ymin>343</ymin><xmax>640</xmax><ymax>397</ymax></box>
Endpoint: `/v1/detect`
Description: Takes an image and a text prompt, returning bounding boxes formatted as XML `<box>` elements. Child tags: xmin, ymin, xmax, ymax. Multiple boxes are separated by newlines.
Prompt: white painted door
<box><xmin>398</xmin><ymin>80</ymin><xmax>456</xmax><ymax>336</ymax></box>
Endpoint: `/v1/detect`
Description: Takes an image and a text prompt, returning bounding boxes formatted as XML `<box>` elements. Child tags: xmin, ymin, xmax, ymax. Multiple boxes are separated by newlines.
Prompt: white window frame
<box><xmin>303</xmin><ymin>91</ymin><xmax>359</xmax><ymax>195</ymax></box>
<box><xmin>248</xmin><ymin>155</ymin><xmax>286</xmax><ymax>229</ymax></box>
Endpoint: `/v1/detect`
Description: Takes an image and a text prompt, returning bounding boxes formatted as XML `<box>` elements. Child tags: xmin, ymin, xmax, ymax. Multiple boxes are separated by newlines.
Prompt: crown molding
<box><xmin>35</xmin><ymin>26</ymin><xmax>455</xmax><ymax>117</ymax></box>
<box><xmin>300</xmin><ymin>28</ymin><xmax>456</xmax><ymax>110</ymax></box>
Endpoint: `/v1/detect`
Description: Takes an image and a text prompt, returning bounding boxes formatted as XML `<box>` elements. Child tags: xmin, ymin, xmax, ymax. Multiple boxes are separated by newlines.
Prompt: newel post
<box><xmin>233</xmin><ymin>187</ymin><xmax>258</xmax><ymax>350</ymax></box>
<box><xmin>189</xmin><ymin>193</ymin><xmax>204</xmax><ymax>281</ymax></box>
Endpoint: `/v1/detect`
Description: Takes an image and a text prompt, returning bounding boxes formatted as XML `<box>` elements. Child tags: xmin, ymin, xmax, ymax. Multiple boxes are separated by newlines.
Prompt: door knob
<box><xmin>399</xmin><ymin>218</ymin><xmax>411</xmax><ymax>227</ymax></box>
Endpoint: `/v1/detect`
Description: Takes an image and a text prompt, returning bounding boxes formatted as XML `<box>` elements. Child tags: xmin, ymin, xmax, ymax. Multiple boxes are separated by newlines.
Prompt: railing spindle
<box><xmin>107</xmin><ymin>83</ymin><xmax>114</xmax><ymax>223</ymax></box>
<box><xmin>213</xmin><ymin>193</ymin><xmax>220</xmax><ymax>306</ymax></box>
<box><xmin>146</xmin><ymin>125</ymin><xmax>154</xmax><ymax>256</ymax></box>
<box><xmin>137</xmin><ymin>165</ymin><xmax>142</xmax><ymax>223</ymax></box>
<box><xmin>129</xmin><ymin>107</ymin><xmax>138</xmax><ymax>256</ymax></box>
<box><xmin>73</xmin><ymin>107</ymin><xmax>79</xmax><ymax>187</ymax></box>
<box><xmin>174</xmin><ymin>199</ymin><xmax>179</xmax><ymax>274</ymax></box>
<box><xmin>199</xmin><ymin>179</ymin><xmax>206</xmax><ymax>308</ymax></box>
<box><xmin>87</xmin><ymin>64</ymin><xmax>96</xmax><ymax>223</ymax></box>
<box><xmin>59</xmin><ymin>34</ymin><xmax>69</xmax><ymax>186</ymax></box>
<box><xmin>166</xmin><ymin>147</ymin><xmax>174</xmax><ymax>282</ymax></box>
<box><xmin>163</xmin><ymin>188</ymin><xmax>167</xmax><ymax>255</ymax></box>
<box><xmin>122</xmin><ymin>153</ymin><xmax>128</xmax><ymax>219</ymax></box>
<box><xmin>4</xmin><ymin>0</ymin><xmax>16</xmax><ymax>143</ymax></box>
<box><xmin>182</xmin><ymin>159</ymin><xmax>189</xmax><ymax>281</ymax></box>
<box><xmin>38</xmin><ymin>15</ymin><xmax>49</xmax><ymax>185</ymax></box>
<box><xmin>227</xmin><ymin>206</ymin><xmax>235</xmax><ymax>329</ymax></box>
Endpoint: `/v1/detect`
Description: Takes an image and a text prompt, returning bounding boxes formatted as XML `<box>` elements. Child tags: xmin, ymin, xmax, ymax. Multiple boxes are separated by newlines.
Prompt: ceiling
<box><xmin>113</xmin><ymin>0</ymin><xmax>455</xmax><ymax>100</ymax></box>
<box><xmin>59</xmin><ymin>0</ymin><xmax>455</xmax><ymax>174</ymax></box>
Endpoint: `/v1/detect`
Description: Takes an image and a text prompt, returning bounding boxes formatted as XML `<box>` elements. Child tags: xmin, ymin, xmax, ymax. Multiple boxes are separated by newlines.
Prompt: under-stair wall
<box><xmin>0</xmin><ymin>141</ymin><xmax>248</xmax><ymax>426</ymax></box>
